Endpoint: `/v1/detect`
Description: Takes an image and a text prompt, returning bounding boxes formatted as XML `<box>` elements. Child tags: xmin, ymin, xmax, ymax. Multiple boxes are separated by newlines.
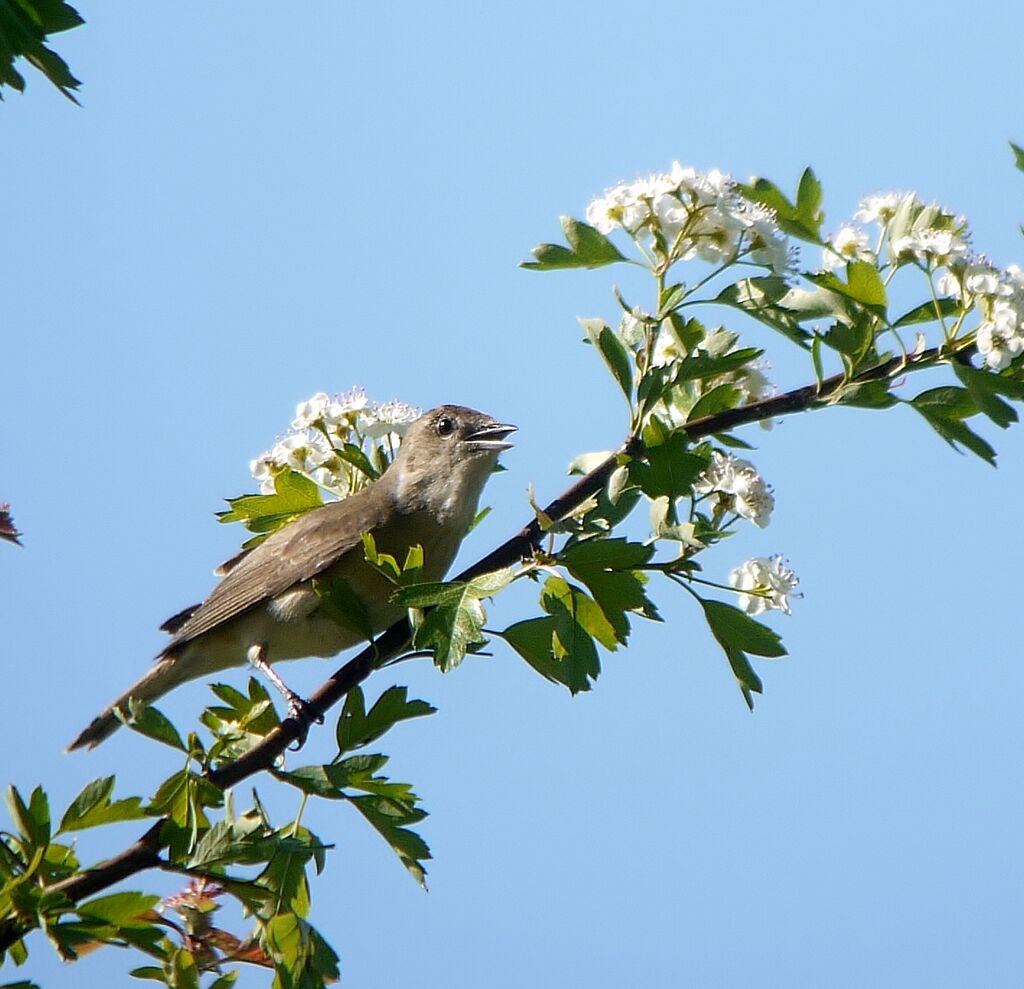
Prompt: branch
<box><xmin>0</xmin><ymin>342</ymin><xmax>955</xmax><ymax>946</ymax></box>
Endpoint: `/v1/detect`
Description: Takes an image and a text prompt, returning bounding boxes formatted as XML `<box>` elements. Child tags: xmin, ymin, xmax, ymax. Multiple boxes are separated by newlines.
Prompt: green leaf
<box><xmin>658</xmin><ymin>282</ymin><xmax>688</xmax><ymax>316</ymax></box>
<box><xmin>122</xmin><ymin>700</ymin><xmax>186</xmax><ymax>752</ymax></box>
<box><xmin>57</xmin><ymin>777</ymin><xmax>146</xmax><ymax>835</ymax></box>
<box><xmin>560</xmin><ymin>538</ymin><xmax>660</xmax><ymax>644</ymax></box>
<box><xmin>737</xmin><ymin>170</ymin><xmax>823</xmax><ymax>242</ymax></box>
<box><xmin>77</xmin><ymin>892</ymin><xmax>160</xmax><ymax>928</ymax></box>
<box><xmin>335</xmin><ymin>442</ymin><xmax>379</xmax><ymax>480</ymax></box>
<box><xmin>217</xmin><ymin>469</ymin><xmax>323</xmax><ymax>534</ymax></box>
<box><xmin>700</xmin><ymin>599</ymin><xmax>786</xmax><ymax>709</ymax></box>
<box><xmin>953</xmin><ymin>362</ymin><xmax>1018</xmax><ymax>429</ymax></box>
<box><xmin>336</xmin><ymin>685</ymin><xmax>436</xmax><ymax>755</ymax></box>
<box><xmin>561</xmin><ymin>216</ymin><xmax>627</xmax><ymax>265</ymax></box>
<box><xmin>349</xmin><ymin>794</ymin><xmax>431</xmax><ymax>888</ymax></box>
<box><xmin>832</xmin><ymin>380</ymin><xmax>896</xmax><ymax>410</ymax></box>
<box><xmin>312</xmin><ymin>575</ymin><xmax>376</xmax><ymax>642</ymax></box>
<box><xmin>0</xmin><ymin>0</ymin><xmax>83</xmax><ymax>102</ymax></box>
<box><xmin>1011</xmin><ymin>141</ymin><xmax>1024</xmax><ymax>175</ymax></box>
<box><xmin>672</xmin><ymin>347</ymin><xmax>763</xmax><ymax>385</ymax></box>
<box><xmin>687</xmin><ymin>383</ymin><xmax>742</xmax><ymax>422</ymax></box>
<box><xmin>521</xmin><ymin>216</ymin><xmax>626</xmax><ymax>271</ymax></box>
<box><xmin>806</xmin><ymin>263</ymin><xmax>886</xmax><ymax>317</ymax></box>
<box><xmin>629</xmin><ymin>431</ymin><xmax>706</xmax><ymax>500</ymax></box>
<box><xmin>892</xmin><ymin>296</ymin><xmax>960</xmax><ymax>328</ymax></box>
<box><xmin>500</xmin><ymin>616</ymin><xmax>568</xmax><ymax>686</ymax></box>
<box><xmin>392</xmin><ymin>569</ymin><xmax>515</xmax><ymax>672</ymax></box>
<box><xmin>580</xmin><ymin>318</ymin><xmax>633</xmax><ymax>402</ymax></box>
<box><xmin>795</xmin><ymin>167</ymin><xmax>824</xmax><ymax>238</ymax></box>
<box><xmin>5</xmin><ymin>785</ymin><xmax>49</xmax><ymax>848</ymax></box>
<box><xmin>910</xmin><ymin>387</ymin><xmax>995</xmax><ymax>465</ymax></box>
<box><xmin>714</xmin><ymin>277</ymin><xmax>812</xmax><ymax>346</ymax></box>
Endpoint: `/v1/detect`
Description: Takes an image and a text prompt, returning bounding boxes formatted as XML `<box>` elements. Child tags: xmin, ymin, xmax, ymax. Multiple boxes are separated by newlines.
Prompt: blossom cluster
<box><xmin>939</xmin><ymin>259</ymin><xmax>1024</xmax><ymax>370</ymax></box>
<box><xmin>729</xmin><ymin>556</ymin><xmax>800</xmax><ymax>615</ymax></box>
<box><xmin>693</xmin><ymin>451</ymin><xmax>775</xmax><ymax>529</ymax></box>
<box><xmin>587</xmin><ymin>163</ymin><xmax>791</xmax><ymax>275</ymax></box>
<box><xmin>825</xmin><ymin>191</ymin><xmax>1024</xmax><ymax>371</ymax></box>
<box><xmin>250</xmin><ymin>387</ymin><xmax>421</xmax><ymax>496</ymax></box>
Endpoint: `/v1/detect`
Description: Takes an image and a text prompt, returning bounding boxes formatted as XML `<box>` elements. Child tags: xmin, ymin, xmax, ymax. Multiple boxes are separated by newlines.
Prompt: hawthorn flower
<box><xmin>822</xmin><ymin>225</ymin><xmax>873</xmax><ymax>271</ymax></box>
<box><xmin>976</xmin><ymin>318</ymin><xmax>1024</xmax><ymax>370</ymax></box>
<box><xmin>270</xmin><ymin>433</ymin><xmax>333</xmax><ymax>474</ymax></box>
<box><xmin>854</xmin><ymin>192</ymin><xmax>906</xmax><ymax>225</ymax></box>
<box><xmin>730</xmin><ymin>556</ymin><xmax>800</xmax><ymax>615</ymax></box>
<box><xmin>585</xmin><ymin>162</ymin><xmax>790</xmax><ymax>274</ymax></box>
<box><xmin>250</xmin><ymin>389</ymin><xmax>421</xmax><ymax>497</ymax></box>
<box><xmin>892</xmin><ymin>227</ymin><xmax>969</xmax><ymax>266</ymax></box>
<box><xmin>694</xmin><ymin>452</ymin><xmax>775</xmax><ymax>528</ymax></box>
<box><xmin>362</xmin><ymin>399</ymin><xmax>422</xmax><ymax>439</ymax></box>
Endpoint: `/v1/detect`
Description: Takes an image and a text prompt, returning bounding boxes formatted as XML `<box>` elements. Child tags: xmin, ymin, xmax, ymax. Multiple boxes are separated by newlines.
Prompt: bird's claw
<box><xmin>285</xmin><ymin>694</ymin><xmax>325</xmax><ymax>751</ymax></box>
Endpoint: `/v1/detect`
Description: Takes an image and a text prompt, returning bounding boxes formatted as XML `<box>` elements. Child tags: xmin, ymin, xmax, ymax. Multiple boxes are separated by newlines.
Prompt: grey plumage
<box><xmin>68</xmin><ymin>405</ymin><xmax>514</xmax><ymax>751</ymax></box>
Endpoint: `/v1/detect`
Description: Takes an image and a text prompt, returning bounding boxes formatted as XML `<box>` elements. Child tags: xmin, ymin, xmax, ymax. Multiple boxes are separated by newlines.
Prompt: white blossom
<box><xmin>585</xmin><ymin>162</ymin><xmax>790</xmax><ymax>273</ymax></box>
<box><xmin>854</xmin><ymin>192</ymin><xmax>906</xmax><ymax>225</ymax></box>
<box><xmin>730</xmin><ymin>556</ymin><xmax>800</xmax><ymax>615</ymax></box>
<box><xmin>362</xmin><ymin>399</ymin><xmax>422</xmax><ymax>439</ymax></box>
<box><xmin>976</xmin><ymin>319</ymin><xmax>1024</xmax><ymax>370</ymax></box>
<box><xmin>270</xmin><ymin>433</ymin><xmax>333</xmax><ymax>474</ymax></box>
<box><xmin>250</xmin><ymin>388</ymin><xmax>421</xmax><ymax>497</ymax></box>
<box><xmin>822</xmin><ymin>225</ymin><xmax>873</xmax><ymax>271</ymax></box>
<box><xmin>892</xmin><ymin>227</ymin><xmax>969</xmax><ymax>266</ymax></box>
<box><xmin>694</xmin><ymin>452</ymin><xmax>775</xmax><ymax>528</ymax></box>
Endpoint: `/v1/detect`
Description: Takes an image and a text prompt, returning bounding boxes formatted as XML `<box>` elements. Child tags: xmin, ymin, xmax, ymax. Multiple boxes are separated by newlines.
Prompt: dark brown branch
<box><xmin>0</xmin><ymin>341</ymin><xmax>958</xmax><ymax>947</ymax></box>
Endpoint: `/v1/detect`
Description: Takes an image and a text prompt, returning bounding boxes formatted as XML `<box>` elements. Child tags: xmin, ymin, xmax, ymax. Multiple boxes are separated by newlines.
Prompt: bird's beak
<box><xmin>467</xmin><ymin>421</ymin><xmax>517</xmax><ymax>452</ymax></box>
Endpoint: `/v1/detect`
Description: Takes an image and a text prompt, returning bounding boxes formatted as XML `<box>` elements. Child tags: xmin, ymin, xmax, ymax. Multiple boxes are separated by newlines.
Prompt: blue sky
<box><xmin>3</xmin><ymin>3</ymin><xmax>1023</xmax><ymax>986</ymax></box>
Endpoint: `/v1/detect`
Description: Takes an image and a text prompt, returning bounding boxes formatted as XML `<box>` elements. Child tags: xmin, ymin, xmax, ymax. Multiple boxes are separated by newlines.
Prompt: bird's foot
<box><xmin>284</xmin><ymin>692</ymin><xmax>325</xmax><ymax>750</ymax></box>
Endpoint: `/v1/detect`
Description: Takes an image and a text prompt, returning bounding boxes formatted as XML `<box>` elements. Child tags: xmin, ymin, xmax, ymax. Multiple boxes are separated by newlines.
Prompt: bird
<box><xmin>68</xmin><ymin>405</ymin><xmax>515</xmax><ymax>750</ymax></box>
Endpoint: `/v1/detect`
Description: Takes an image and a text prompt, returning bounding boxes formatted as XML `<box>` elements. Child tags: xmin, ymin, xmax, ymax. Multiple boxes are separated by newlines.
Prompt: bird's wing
<box><xmin>165</xmin><ymin>491</ymin><xmax>391</xmax><ymax>648</ymax></box>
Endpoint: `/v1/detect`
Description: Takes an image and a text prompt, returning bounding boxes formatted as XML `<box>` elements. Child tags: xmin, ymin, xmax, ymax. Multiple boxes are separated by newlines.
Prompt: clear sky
<box><xmin>3</xmin><ymin>3</ymin><xmax>1023</xmax><ymax>986</ymax></box>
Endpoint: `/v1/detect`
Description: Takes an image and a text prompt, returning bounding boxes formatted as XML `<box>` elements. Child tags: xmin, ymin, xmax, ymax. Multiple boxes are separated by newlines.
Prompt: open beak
<box><xmin>467</xmin><ymin>421</ymin><xmax>517</xmax><ymax>452</ymax></box>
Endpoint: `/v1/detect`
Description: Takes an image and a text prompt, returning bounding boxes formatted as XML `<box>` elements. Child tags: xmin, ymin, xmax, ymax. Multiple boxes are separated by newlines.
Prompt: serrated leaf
<box><xmin>832</xmin><ymin>380</ymin><xmax>896</xmax><ymax>409</ymax></box>
<box><xmin>714</xmin><ymin>277</ymin><xmax>812</xmax><ymax>346</ymax></box>
<box><xmin>953</xmin><ymin>362</ymin><xmax>1018</xmax><ymax>429</ymax></box>
<box><xmin>738</xmin><ymin>171</ymin><xmax>822</xmax><ymax>242</ymax></box>
<box><xmin>806</xmin><ymin>264</ymin><xmax>886</xmax><ymax>317</ymax></box>
<box><xmin>910</xmin><ymin>386</ymin><xmax>996</xmax><ymax>463</ymax></box>
<box><xmin>629</xmin><ymin>431</ymin><xmax>706</xmax><ymax>500</ymax></box>
<box><xmin>1011</xmin><ymin>141</ymin><xmax>1024</xmax><ymax>174</ymax></box>
<box><xmin>580</xmin><ymin>318</ymin><xmax>633</xmax><ymax>402</ymax></box>
<box><xmin>312</xmin><ymin>575</ymin><xmax>375</xmax><ymax>642</ymax></box>
<box><xmin>687</xmin><ymin>383</ymin><xmax>742</xmax><ymax>422</ymax></box>
<box><xmin>349</xmin><ymin>795</ymin><xmax>431</xmax><ymax>888</ymax></box>
<box><xmin>121</xmin><ymin>700</ymin><xmax>186</xmax><ymax>752</ymax></box>
<box><xmin>892</xmin><ymin>296</ymin><xmax>960</xmax><ymax>327</ymax></box>
<box><xmin>672</xmin><ymin>347</ymin><xmax>763</xmax><ymax>385</ymax></box>
<box><xmin>336</xmin><ymin>685</ymin><xmax>436</xmax><ymax>755</ymax></box>
<box><xmin>561</xmin><ymin>216</ymin><xmax>627</xmax><ymax>265</ymax></box>
<box><xmin>57</xmin><ymin>777</ymin><xmax>146</xmax><ymax>835</ymax></box>
<box><xmin>217</xmin><ymin>469</ymin><xmax>323</xmax><ymax>533</ymax></box>
<box><xmin>560</xmin><ymin>539</ymin><xmax>660</xmax><ymax>643</ymax></box>
<box><xmin>5</xmin><ymin>785</ymin><xmax>48</xmax><ymax>848</ymax></box>
<box><xmin>701</xmin><ymin>599</ymin><xmax>787</xmax><ymax>657</ymax></box>
<box><xmin>77</xmin><ymin>892</ymin><xmax>160</xmax><ymax>928</ymax></box>
<box><xmin>658</xmin><ymin>282</ymin><xmax>688</xmax><ymax>315</ymax></box>
<box><xmin>392</xmin><ymin>570</ymin><xmax>515</xmax><ymax>672</ymax></box>
<box><xmin>700</xmin><ymin>599</ymin><xmax>785</xmax><ymax>709</ymax></box>
<box><xmin>521</xmin><ymin>217</ymin><xmax>626</xmax><ymax>271</ymax></box>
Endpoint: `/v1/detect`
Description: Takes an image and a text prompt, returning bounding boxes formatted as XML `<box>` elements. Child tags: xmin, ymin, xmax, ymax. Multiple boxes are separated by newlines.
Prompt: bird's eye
<box><xmin>436</xmin><ymin>415</ymin><xmax>456</xmax><ymax>437</ymax></box>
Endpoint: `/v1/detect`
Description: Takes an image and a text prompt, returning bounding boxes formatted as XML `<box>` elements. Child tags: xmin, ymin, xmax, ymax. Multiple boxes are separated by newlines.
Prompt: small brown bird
<box><xmin>69</xmin><ymin>405</ymin><xmax>515</xmax><ymax>750</ymax></box>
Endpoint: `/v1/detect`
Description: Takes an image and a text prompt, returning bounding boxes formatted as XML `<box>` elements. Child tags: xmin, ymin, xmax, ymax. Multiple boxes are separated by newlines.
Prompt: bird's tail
<box><xmin>67</xmin><ymin>653</ymin><xmax>191</xmax><ymax>751</ymax></box>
